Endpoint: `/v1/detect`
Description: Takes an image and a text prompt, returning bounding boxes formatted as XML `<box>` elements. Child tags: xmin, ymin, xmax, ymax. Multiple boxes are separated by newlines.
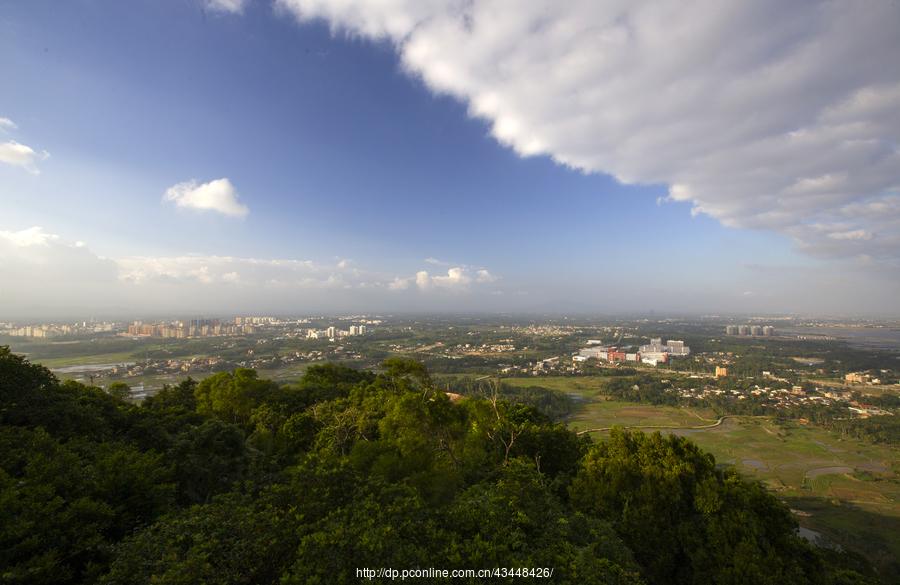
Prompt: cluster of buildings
<box><xmin>844</xmin><ymin>372</ymin><xmax>883</xmax><ymax>385</ymax></box>
<box><xmin>574</xmin><ymin>338</ymin><xmax>690</xmax><ymax>367</ymax></box>
<box><xmin>126</xmin><ymin>319</ymin><xmax>256</xmax><ymax>338</ymax></box>
<box><xmin>725</xmin><ymin>324</ymin><xmax>776</xmax><ymax>336</ymax></box>
<box><xmin>3</xmin><ymin>321</ymin><xmax>118</xmax><ymax>338</ymax></box>
<box><xmin>233</xmin><ymin>316</ymin><xmax>280</xmax><ymax>325</ymax></box>
<box><xmin>670</xmin><ymin>383</ymin><xmax>892</xmax><ymax>417</ymax></box>
<box><xmin>305</xmin><ymin>324</ymin><xmax>368</xmax><ymax>340</ymax></box>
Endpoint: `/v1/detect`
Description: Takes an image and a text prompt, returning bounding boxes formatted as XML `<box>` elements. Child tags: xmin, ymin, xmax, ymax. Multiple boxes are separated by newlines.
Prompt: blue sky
<box><xmin>2</xmin><ymin>0</ymin><xmax>898</xmax><ymax>318</ymax></box>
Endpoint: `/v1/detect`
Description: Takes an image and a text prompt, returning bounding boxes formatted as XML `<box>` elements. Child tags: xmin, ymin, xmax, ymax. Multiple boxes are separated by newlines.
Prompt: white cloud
<box><xmin>386</xmin><ymin>264</ymin><xmax>498</xmax><ymax>292</ymax></box>
<box><xmin>163</xmin><ymin>178</ymin><xmax>249</xmax><ymax>218</ymax></box>
<box><xmin>0</xmin><ymin>226</ymin><xmax>59</xmax><ymax>247</ymax></box>
<box><xmin>827</xmin><ymin>229</ymin><xmax>873</xmax><ymax>241</ymax></box>
<box><xmin>388</xmin><ymin>276</ymin><xmax>412</xmax><ymax>290</ymax></box>
<box><xmin>0</xmin><ymin>226</ymin><xmax>439</xmax><ymax>316</ymax></box>
<box><xmin>0</xmin><ymin>140</ymin><xmax>49</xmax><ymax>174</ymax></box>
<box><xmin>0</xmin><ymin>227</ymin><xmax>502</xmax><ymax>312</ymax></box>
<box><xmin>432</xmin><ymin>266</ymin><xmax>470</xmax><ymax>288</ymax></box>
<box><xmin>475</xmin><ymin>269</ymin><xmax>496</xmax><ymax>283</ymax></box>
<box><xmin>277</xmin><ymin>0</ymin><xmax>900</xmax><ymax>261</ymax></box>
<box><xmin>205</xmin><ymin>0</ymin><xmax>247</xmax><ymax>14</ymax></box>
<box><xmin>408</xmin><ymin>266</ymin><xmax>492</xmax><ymax>290</ymax></box>
<box><xmin>415</xmin><ymin>270</ymin><xmax>432</xmax><ymax>289</ymax></box>
<box><xmin>0</xmin><ymin>117</ymin><xmax>17</xmax><ymax>132</ymax></box>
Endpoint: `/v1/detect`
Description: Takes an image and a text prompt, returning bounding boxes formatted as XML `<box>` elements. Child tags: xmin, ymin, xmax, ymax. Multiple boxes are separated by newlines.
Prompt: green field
<box><xmin>504</xmin><ymin>374</ymin><xmax>614</xmax><ymax>397</ymax></box>
<box><xmin>37</xmin><ymin>352</ymin><xmax>137</xmax><ymax>368</ymax></box>
<box><xmin>511</xmin><ymin>375</ymin><xmax>900</xmax><ymax>578</ymax></box>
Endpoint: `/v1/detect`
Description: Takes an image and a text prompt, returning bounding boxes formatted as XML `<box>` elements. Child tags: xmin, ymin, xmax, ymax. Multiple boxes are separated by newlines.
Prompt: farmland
<box><xmin>504</xmin><ymin>375</ymin><xmax>900</xmax><ymax>577</ymax></box>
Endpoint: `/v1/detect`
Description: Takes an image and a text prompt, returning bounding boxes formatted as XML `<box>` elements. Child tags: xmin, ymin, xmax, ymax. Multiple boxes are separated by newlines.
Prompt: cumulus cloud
<box><xmin>0</xmin><ymin>117</ymin><xmax>17</xmax><ymax>132</ymax></box>
<box><xmin>163</xmin><ymin>178</ymin><xmax>249</xmax><ymax>218</ymax></box>
<box><xmin>277</xmin><ymin>0</ymin><xmax>900</xmax><ymax>261</ymax></box>
<box><xmin>0</xmin><ymin>226</ymin><xmax>59</xmax><ymax>247</ymax></box>
<box><xmin>204</xmin><ymin>0</ymin><xmax>247</xmax><ymax>14</ymax></box>
<box><xmin>388</xmin><ymin>276</ymin><xmax>412</xmax><ymax>290</ymax></box>
<box><xmin>475</xmin><ymin>269</ymin><xmax>496</xmax><ymax>283</ymax></box>
<box><xmin>0</xmin><ymin>140</ymin><xmax>49</xmax><ymax>174</ymax></box>
<box><xmin>384</xmin><ymin>263</ymin><xmax>500</xmax><ymax>292</ymax></box>
<box><xmin>408</xmin><ymin>266</ymin><xmax>494</xmax><ymax>291</ymax></box>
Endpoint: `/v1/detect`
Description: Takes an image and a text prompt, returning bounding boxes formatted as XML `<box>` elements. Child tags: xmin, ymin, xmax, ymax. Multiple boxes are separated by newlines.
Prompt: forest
<box><xmin>0</xmin><ymin>346</ymin><xmax>883</xmax><ymax>584</ymax></box>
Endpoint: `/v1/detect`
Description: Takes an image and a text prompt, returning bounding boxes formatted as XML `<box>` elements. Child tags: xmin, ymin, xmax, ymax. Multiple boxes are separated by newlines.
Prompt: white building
<box><xmin>639</xmin><ymin>338</ymin><xmax>689</xmax><ymax>357</ymax></box>
<box><xmin>578</xmin><ymin>347</ymin><xmax>609</xmax><ymax>360</ymax></box>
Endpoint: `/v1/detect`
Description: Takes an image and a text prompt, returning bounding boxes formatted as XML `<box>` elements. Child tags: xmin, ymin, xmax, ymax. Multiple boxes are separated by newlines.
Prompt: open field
<box><xmin>569</xmin><ymin>400</ymin><xmax>720</xmax><ymax>432</ymax></box>
<box><xmin>504</xmin><ymin>375</ymin><xmax>614</xmax><ymax>397</ymax></box>
<box><xmin>39</xmin><ymin>352</ymin><xmax>137</xmax><ymax>369</ymax></box>
<box><xmin>523</xmin><ymin>375</ymin><xmax>900</xmax><ymax>578</ymax></box>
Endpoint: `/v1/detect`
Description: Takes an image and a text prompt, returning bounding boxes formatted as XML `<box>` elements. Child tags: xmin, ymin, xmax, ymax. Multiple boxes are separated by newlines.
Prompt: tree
<box><xmin>105</xmin><ymin>382</ymin><xmax>131</xmax><ymax>401</ymax></box>
<box><xmin>194</xmin><ymin>369</ymin><xmax>277</xmax><ymax>426</ymax></box>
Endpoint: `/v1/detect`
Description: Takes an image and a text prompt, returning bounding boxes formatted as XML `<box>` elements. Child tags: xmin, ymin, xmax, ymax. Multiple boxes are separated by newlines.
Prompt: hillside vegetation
<box><xmin>0</xmin><ymin>347</ymin><xmax>882</xmax><ymax>584</ymax></box>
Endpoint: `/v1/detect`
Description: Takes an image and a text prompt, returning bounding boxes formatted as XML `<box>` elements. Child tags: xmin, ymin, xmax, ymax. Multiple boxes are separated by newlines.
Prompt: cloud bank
<box><xmin>277</xmin><ymin>0</ymin><xmax>900</xmax><ymax>262</ymax></box>
<box><xmin>163</xmin><ymin>178</ymin><xmax>250</xmax><ymax>218</ymax></box>
<box><xmin>0</xmin><ymin>227</ymin><xmax>500</xmax><ymax>317</ymax></box>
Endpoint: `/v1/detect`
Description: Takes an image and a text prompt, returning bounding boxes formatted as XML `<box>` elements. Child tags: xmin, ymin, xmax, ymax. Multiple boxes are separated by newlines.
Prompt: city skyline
<box><xmin>2</xmin><ymin>0</ymin><xmax>900</xmax><ymax>318</ymax></box>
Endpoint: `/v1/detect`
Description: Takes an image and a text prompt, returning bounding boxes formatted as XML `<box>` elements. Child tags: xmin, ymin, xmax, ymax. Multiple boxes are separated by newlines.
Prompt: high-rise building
<box><xmin>359</xmin><ymin>325</ymin><xmax>367</xmax><ymax>335</ymax></box>
<box><xmin>327</xmin><ymin>326</ymin><xmax>336</xmax><ymax>339</ymax></box>
<box><xmin>750</xmin><ymin>325</ymin><xmax>762</xmax><ymax>336</ymax></box>
<box><xmin>737</xmin><ymin>325</ymin><xmax>750</xmax><ymax>336</ymax></box>
<box><xmin>762</xmin><ymin>326</ymin><xmax>775</xmax><ymax>336</ymax></box>
<box><xmin>725</xmin><ymin>325</ymin><xmax>738</xmax><ymax>335</ymax></box>
<box><xmin>666</xmin><ymin>340</ymin><xmax>690</xmax><ymax>356</ymax></box>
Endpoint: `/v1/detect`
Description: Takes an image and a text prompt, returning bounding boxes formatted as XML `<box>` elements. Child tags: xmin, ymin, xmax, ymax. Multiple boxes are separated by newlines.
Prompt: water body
<box><xmin>797</xmin><ymin>527</ymin><xmax>843</xmax><ymax>551</ymax></box>
<box><xmin>742</xmin><ymin>459</ymin><xmax>767</xmax><ymax>471</ymax></box>
<box><xmin>52</xmin><ymin>362</ymin><xmax>135</xmax><ymax>374</ymax></box>
<box><xmin>783</xmin><ymin>326</ymin><xmax>900</xmax><ymax>350</ymax></box>
<box><xmin>805</xmin><ymin>466</ymin><xmax>853</xmax><ymax>479</ymax></box>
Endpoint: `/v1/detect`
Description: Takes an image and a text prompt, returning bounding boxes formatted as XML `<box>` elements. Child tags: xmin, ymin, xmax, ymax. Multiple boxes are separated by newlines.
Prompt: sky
<box><xmin>1</xmin><ymin>0</ymin><xmax>899</xmax><ymax>319</ymax></box>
